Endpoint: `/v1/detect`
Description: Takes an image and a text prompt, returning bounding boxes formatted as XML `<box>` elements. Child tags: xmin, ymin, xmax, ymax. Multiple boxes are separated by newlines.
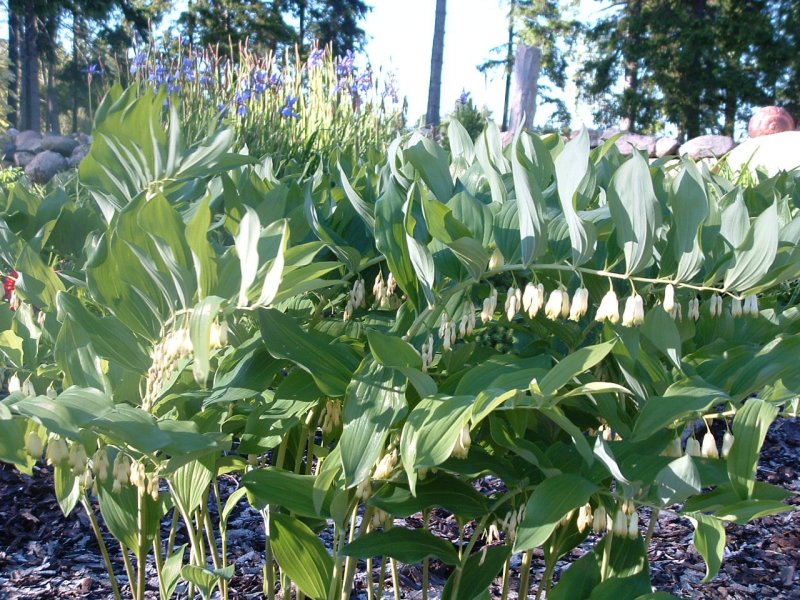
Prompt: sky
<box><xmin>363</xmin><ymin>0</ymin><xmax>603</xmax><ymax>129</ymax></box>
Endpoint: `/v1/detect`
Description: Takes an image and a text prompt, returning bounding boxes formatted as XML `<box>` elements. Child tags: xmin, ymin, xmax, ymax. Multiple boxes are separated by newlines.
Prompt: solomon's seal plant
<box><xmin>0</xmin><ymin>86</ymin><xmax>799</xmax><ymax>600</ymax></box>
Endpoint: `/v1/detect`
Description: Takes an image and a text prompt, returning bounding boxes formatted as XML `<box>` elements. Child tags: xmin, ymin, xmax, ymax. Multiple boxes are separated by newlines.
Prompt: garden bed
<box><xmin>2</xmin><ymin>418</ymin><xmax>797</xmax><ymax>600</ymax></box>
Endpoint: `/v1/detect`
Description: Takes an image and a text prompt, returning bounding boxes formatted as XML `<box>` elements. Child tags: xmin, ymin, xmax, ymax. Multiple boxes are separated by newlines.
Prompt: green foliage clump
<box><xmin>0</xmin><ymin>88</ymin><xmax>799</xmax><ymax>600</ymax></box>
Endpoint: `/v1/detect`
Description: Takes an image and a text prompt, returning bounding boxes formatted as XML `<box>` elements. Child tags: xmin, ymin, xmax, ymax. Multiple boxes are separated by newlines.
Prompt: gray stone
<box><xmin>679</xmin><ymin>135</ymin><xmax>736</xmax><ymax>160</ymax></box>
<box><xmin>42</xmin><ymin>134</ymin><xmax>79</xmax><ymax>157</ymax></box>
<box><xmin>2</xmin><ymin>139</ymin><xmax>15</xmax><ymax>161</ymax></box>
<box><xmin>725</xmin><ymin>131</ymin><xmax>800</xmax><ymax>177</ymax></box>
<box><xmin>655</xmin><ymin>137</ymin><xmax>680</xmax><ymax>158</ymax></box>
<box><xmin>15</xmin><ymin>130</ymin><xmax>43</xmax><ymax>153</ymax></box>
<box><xmin>24</xmin><ymin>150</ymin><xmax>68</xmax><ymax>183</ymax></box>
<box><xmin>614</xmin><ymin>133</ymin><xmax>657</xmax><ymax>156</ymax></box>
<box><xmin>67</xmin><ymin>145</ymin><xmax>88</xmax><ymax>168</ymax></box>
<box><xmin>14</xmin><ymin>151</ymin><xmax>35</xmax><ymax>168</ymax></box>
<box><xmin>600</xmin><ymin>127</ymin><xmax>621</xmax><ymax>141</ymax></box>
<box><xmin>7</xmin><ymin>128</ymin><xmax>20</xmax><ymax>140</ymax></box>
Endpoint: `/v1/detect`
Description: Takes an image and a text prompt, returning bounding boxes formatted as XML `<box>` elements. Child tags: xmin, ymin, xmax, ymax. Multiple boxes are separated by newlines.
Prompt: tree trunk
<box><xmin>72</xmin><ymin>11</ymin><xmax>79</xmax><ymax>133</ymax></box>
<box><xmin>723</xmin><ymin>87</ymin><xmax>737</xmax><ymax>138</ymax></box>
<box><xmin>504</xmin><ymin>43</ymin><xmax>542</xmax><ymax>143</ymax></box>
<box><xmin>620</xmin><ymin>0</ymin><xmax>642</xmax><ymax>131</ymax></box>
<box><xmin>21</xmin><ymin>0</ymin><xmax>40</xmax><ymax>131</ymax></box>
<box><xmin>8</xmin><ymin>0</ymin><xmax>21</xmax><ymax>128</ymax></box>
<box><xmin>44</xmin><ymin>13</ymin><xmax>60</xmax><ymax>133</ymax></box>
<box><xmin>501</xmin><ymin>0</ymin><xmax>515</xmax><ymax>132</ymax></box>
<box><xmin>426</xmin><ymin>0</ymin><xmax>447</xmax><ymax>129</ymax></box>
<box><xmin>298</xmin><ymin>0</ymin><xmax>307</xmax><ymax>51</ymax></box>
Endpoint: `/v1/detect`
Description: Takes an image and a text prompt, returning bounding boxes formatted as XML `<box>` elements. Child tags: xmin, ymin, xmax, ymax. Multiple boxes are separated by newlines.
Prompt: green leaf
<box><xmin>56</xmin><ymin>292</ymin><xmax>150</xmax><ymax>373</ymax></box>
<box><xmin>340</xmin><ymin>357</ymin><xmax>407</xmax><ymax>486</ymax></box>
<box><xmin>442</xmin><ymin>545</ymin><xmax>511</xmax><ymax>600</ymax></box>
<box><xmin>258</xmin><ymin>308</ymin><xmax>360</xmax><ymax>397</ymax></box>
<box><xmin>257</xmin><ymin>219</ymin><xmax>289</xmax><ymax>306</ymax></box>
<box><xmin>186</xmin><ymin>195</ymin><xmax>218</xmax><ymax>299</ymax></box>
<box><xmin>553</xmin><ymin>128</ymin><xmax>595</xmax><ymax>265</ymax></box>
<box><xmin>180</xmin><ymin>565</ymin><xmax>233</xmax><ymax>600</ymax></box>
<box><xmin>0</xmin><ymin>329</ymin><xmax>24</xmax><ymax>367</ymax></box>
<box><xmin>723</xmin><ymin>201</ymin><xmax>779</xmax><ymax>292</ymax></box>
<box><xmin>655</xmin><ymin>455</ymin><xmax>701</xmax><ymax>506</ymax></box>
<box><xmin>447</xmin><ymin>119</ymin><xmax>475</xmax><ymax>164</ymax></box>
<box><xmin>168</xmin><ymin>452</ymin><xmax>216</xmax><ymax>516</ymax></box>
<box><xmin>514</xmin><ymin>474</ymin><xmax>599</xmax><ymax>552</ymax></box>
<box><xmin>243</xmin><ymin>467</ymin><xmax>330</xmax><ymax>519</ymax></box>
<box><xmin>640</xmin><ymin>306</ymin><xmax>681</xmax><ymax>369</ymax></box>
<box><xmin>367</xmin><ymin>329</ymin><xmax>422</xmax><ymax>369</ymax></box>
<box><xmin>189</xmin><ymin>296</ymin><xmax>224</xmax><ymax>385</ymax></box>
<box><xmin>727</xmin><ymin>398</ymin><xmax>779</xmax><ymax>499</ymax></box>
<box><xmin>715</xmin><ymin>499</ymin><xmax>792</xmax><ymax>523</ymax></box>
<box><xmin>686</xmin><ymin>512</ymin><xmax>726</xmax><ymax>582</ymax></box>
<box><xmin>337</xmin><ymin>163</ymin><xmax>375</xmax><ymax>231</ymax></box>
<box><xmin>405</xmin><ymin>138</ymin><xmax>454</xmax><ymax>202</ymax></box>
<box><xmin>369</xmin><ymin>472</ymin><xmax>488</xmax><ymax>520</ymax></box>
<box><xmin>669</xmin><ymin>160</ymin><xmax>708</xmax><ymax>280</ymax></box>
<box><xmin>400</xmin><ymin>395</ymin><xmax>474</xmax><ymax>492</ymax></box>
<box><xmin>235</xmin><ymin>207</ymin><xmax>261</xmax><ymax>307</ymax></box>
<box><xmin>538</xmin><ymin>340</ymin><xmax>616</xmax><ymax>398</ymax></box>
<box><xmin>607</xmin><ymin>152</ymin><xmax>660</xmax><ymax>275</ymax></box>
<box><xmin>54</xmin><ymin>462</ymin><xmax>80</xmax><ymax>517</ymax></box>
<box><xmin>162</xmin><ymin>544</ymin><xmax>187</xmax><ymax>600</ymax></box>
<box><xmin>511</xmin><ymin>130</ymin><xmax>548</xmax><ymax>264</ymax></box>
<box><xmin>343</xmin><ymin>528</ymin><xmax>459</xmax><ymax>565</ymax></box>
<box><xmin>269</xmin><ymin>513</ymin><xmax>333</xmax><ymax>600</ymax></box>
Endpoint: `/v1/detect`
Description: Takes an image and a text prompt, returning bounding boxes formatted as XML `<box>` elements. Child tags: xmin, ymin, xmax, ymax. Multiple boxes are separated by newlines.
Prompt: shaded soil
<box><xmin>1</xmin><ymin>419</ymin><xmax>798</xmax><ymax>600</ymax></box>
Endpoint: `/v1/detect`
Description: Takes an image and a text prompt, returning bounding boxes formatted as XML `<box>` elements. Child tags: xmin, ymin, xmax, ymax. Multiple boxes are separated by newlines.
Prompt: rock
<box><xmin>14</xmin><ymin>151</ymin><xmax>35</xmax><ymax>168</ymax></box>
<box><xmin>41</xmin><ymin>134</ymin><xmax>79</xmax><ymax>157</ymax></box>
<box><xmin>679</xmin><ymin>135</ymin><xmax>736</xmax><ymax>160</ymax></box>
<box><xmin>7</xmin><ymin>128</ymin><xmax>20</xmax><ymax>140</ymax></box>
<box><xmin>24</xmin><ymin>150</ymin><xmax>67</xmax><ymax>183</ymax></box>
<box><xmin>67</xmin><ymin>146</ymin><xmax>88</xmax><ymax>168</ymax></box>
<box><xmin>655</xmin><ymin>137</ymin><xmax>680</xmax><ymax>158</ymax></box>
<box><xmin>14</xmin><ymin>130</ymin><xmax>43</xmax><ymax>153</ymax></box>
<box><xmin>614</xmin><ymin>133</ymin><xmax>657</xmax><ymax>156</ymax></box>
<box><xmin>748</xmin><ymin>106</ymin><xmax>795</xmax><ymax>138</ymax></box>
<box><xmin>2</xmin><ymin>139</ymin><xmax>15</xmax><ymax>161</ymax></box>
<box><xmin>725</xmin><ymin>131</ymin><xmax>800</xmax><ymax>177</ymax></box>
<box><xmin>600</xmin><ymin>127</ymin><xmax>621</xmax><ymax>141</ymax></box>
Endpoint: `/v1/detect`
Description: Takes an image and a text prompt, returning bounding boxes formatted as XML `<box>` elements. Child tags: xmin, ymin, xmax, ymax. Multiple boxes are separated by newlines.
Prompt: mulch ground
<box><xmin>1</xmin><ymin>418</ymin><xmax>798</xmax><ymax>600</ymax></box>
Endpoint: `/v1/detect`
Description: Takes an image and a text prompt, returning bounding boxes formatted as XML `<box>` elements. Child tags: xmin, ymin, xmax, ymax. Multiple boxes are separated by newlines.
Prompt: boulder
<box><xmin>42</xmin><ymin>134</ymin><xmax>79</xmax><ymax>157</ymax></box>
<box><xmin>614</xmin><ymin>133</ymin><xmax>657</xmax><ymax>156</ymax></box>
<box><xmin>655</xmin><ymin>137</ymin><xmax>680</xmax><ymax>158</ymax></box>
<box><xmin>13</xmin><ymin>151</ymin><xmax>35</xmax><ymax>168</ymax></box>
<box><xmin>67</xmin><ymin>145</ymin><xmax>88</xmax><ymax>168</ymax></box>
<box><xmin>600</xmin><ymin>127</ymin><xmax>621</xmax><ymax>141</ymax></box>
<box><xmin>679</xmin><ymin>135</ymin><xmax>736</xmax><ymax>160</ymax></box>
<box><xmin>14</xmin><ymin>130</ymin><xmax>43</xmax><ymax>153</ymax></box>
<box><xmin>725</xmin><ymin>131</ymin><xmax>800</xmax><ymax>177</ymax></box>
<box><xmin>7</xmin><ymin>128</ymin><xmax>20</xmax><ymax>140</ymax></box>
<box><xmin>2</xmin><ymin>138</ymin><xmax>15</xmax><ymax>161</ymax></box>
<box><xmin>748</xmin><ymin>106</ymin><xmax>795</xmax><ymax>138</ymax></box>
<box><xmin>25</xmin><ymin>150</ymin><xmax>67</xmax><ymax>184</ymax></box>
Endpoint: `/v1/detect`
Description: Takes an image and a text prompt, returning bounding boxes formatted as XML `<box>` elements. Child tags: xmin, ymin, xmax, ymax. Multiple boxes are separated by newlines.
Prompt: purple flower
<box><xmin>280</xmin><ymin>96</ymin><xmax>300</xmax><ymax>118</ymax></box>
<box><xmin>235</xmin><ymin>89</ymin><xmax>252</xmax><ymax>103</ymax></box>
<box><xmin>83</xmin><ymin>63</ymin><xmax>103</xmax><ymax>76</ymax></box>
<box><xmin>237</xmin><ymin>104</ymin><xmax>248</xmax><ymax>117</ymax></box>
<box><xmin>308</xmin><ymin>48</ymin><xmax>324</xmax><ymax>68</ymax></box>
<box><xmin>356</xmin><ymin>70</ymin><xmax>372</xmax><ymax>93</ymax></box>
<box><xmin>335</xmin><ymin>50</ymin><xmax>355</xmax><ymax>77</ymax></box>
<box><xmin>458</xmin><ymin>90</ymin><xmax>470</xmax><ymax>106</ymax></box>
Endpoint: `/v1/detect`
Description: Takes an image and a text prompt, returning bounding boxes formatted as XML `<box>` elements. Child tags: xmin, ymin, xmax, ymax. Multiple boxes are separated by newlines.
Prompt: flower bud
<box><xmin>577</xmin><ymin>503</ymin><xmax>593</xmax><ymax>533</ymax></box>
<box><xmin>569</xmin><ymin>287</ymin><xmax>589</xmax><ymax>321</ymax></box>
<box><xmin>25</xmin><ymin>431</ymin><xmax>43</xmax><ymax>458</ymax></box>
<box><xmin>744</xmin><ymin>295</ymin><xmax>758</xmax><ymax>316</ymax></box>
<box><xmin>709</xmin><ymin>294</ymin><xmax>722</xmax><ymax>318</ymax></box>
<box><xmin>592</xmin><ymin>506</ymin><xmax>607</xmax><ymax>533</ymax></box>
<box><xmin>46</xmin><ymin>383</ymin><xmax>57</xmax><ymax>399</ymax></box>
<box><xmin>627</xmin><ymin>511</ymin><xmax>639</xmax><ymax>539</ymax></box>
<box><xmin>374</xmin><ymin>449</ymin><xmax>398</xmax><ymax>479</ymax></box>
<box><xmin>612</xmin><ymin>509</ymin><xmax>628</xmax><ymax>537</ymax></box>
<box><xmin>68</xmin><ymin>443</ymin><xmax>88</xmax><ymax>475</ymax></box>
<box><xmin>488</xmin><ymin>248</ymin><xmax>505</xmax><ymax>270</ymax></box>
<box><xmin>8</xmin><ymin>374</ymin><xmax>21</xmax><ymax>393</ymax></box>
<box><xmin>80</xmin><ymin>469</ymin><xmax>95</xmax><ymax>491</ymax></box>
<box><xmin>356</xmin><ymin>479</ymin><xmax>371</xmax><ymax>501</ymax></box>
<box><xmin>544</xmin><ymin>289</ymin><xmax>563</xmax><ymax>321</ymax></box>
<box><xmin>701</xmin><ymin>432</ymin><xmax>719</xmax><ymax>459</ymax></box>
<box><xmin>731</xmin><ymin>298</ymin><xmax>743</xmax><ymax>318</ymax></box>
<box><xmin>596</xmin><ymin>291</ymin><xmax>620</xmax><ymax>324</ymax></box>
<box><xmin>371</xmin><ymin>508</ymin><xmax>389</xmax><ymax>528</ymax></box>
<box><xmin>721</xmin><ymin>432</ymin><xmax>734</xmax><ymax>458</ymax></box>
<box><xmin>505</xmin><ymin>287</ymin><xmax>519</xmax><ymax>321</ymax></box>
<box><xmin>622</xmin><ymin>295</ymin><xmax>637</xmax><ymax>327</ymax></box>
<box><xmin>386</xmin><ymin>272</ymin><xmax>397</xmax><ymax>295</ymax></box>
<box><xmin>688</xmin><ymin>298</ymin><xmax>700</xmax><ymax>321</ymax></box>
<box><xmin>662</xmin><ymin>437</ymin><xmax>683</xmax><ymax>458</ymax></box>
<box><xmin>663</xmin><ymin>284</ymin><xmax>675</xmax><ymax>313</ymax></box>
<box><xmin>685</xmin><ymin>437</ymin><xmax>702</xmax><ymax>457</ymax></box>
<box><xmin>21</xmin><ymin>379</ymin><xmax>35</xmax><ymax>397</ymax></box>
<box><xmin>451</xmin><ymin>423</ymin><xmax>471</xmax><ymax>459</ymax></box>
<box><xmin>46</xmin><ymin>437</ymin><xmax>68</xmax><ymax>465</ymax></box>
